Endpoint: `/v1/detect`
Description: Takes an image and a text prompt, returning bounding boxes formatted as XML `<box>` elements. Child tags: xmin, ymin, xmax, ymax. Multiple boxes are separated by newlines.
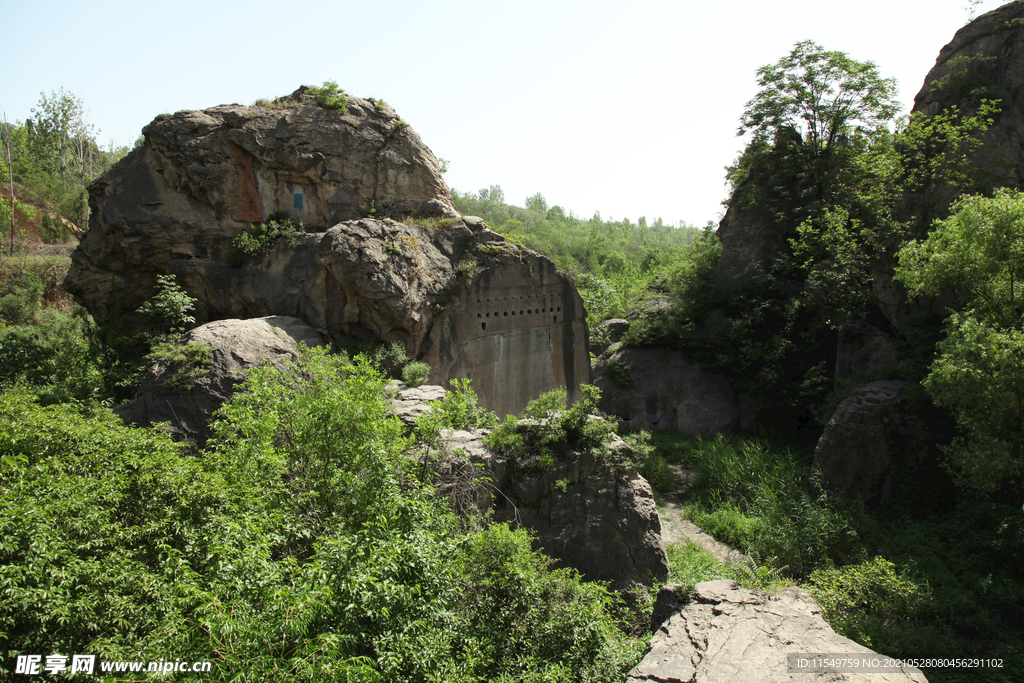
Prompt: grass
<box><xmin>665</xmin><ymin>540</ymin><xmax>790</xmax><ymax>594</ymax></box>
<box><xmin>651</xmin><ymin>430</ymin><xmax>1024</xmax><ymax>683</ymax></box>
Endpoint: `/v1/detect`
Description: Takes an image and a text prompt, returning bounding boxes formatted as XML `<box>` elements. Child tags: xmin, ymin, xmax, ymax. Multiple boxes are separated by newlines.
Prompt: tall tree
<box><xmin>739</xmin><ymin>40</ymin><xmax>899</xmax><ymax>159</ymax></box>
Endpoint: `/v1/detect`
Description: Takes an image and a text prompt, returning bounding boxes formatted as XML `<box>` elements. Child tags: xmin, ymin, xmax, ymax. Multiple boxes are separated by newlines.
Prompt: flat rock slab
<box><xmin>629</xmin><ymin>580</ymin><xmax>928</xmax><ymax>683</ymax></box>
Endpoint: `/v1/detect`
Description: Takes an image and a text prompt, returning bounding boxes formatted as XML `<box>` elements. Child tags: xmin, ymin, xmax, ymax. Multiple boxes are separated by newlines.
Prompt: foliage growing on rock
<box><xmin>484</xmin><ymin>384</ymin><xmax>617</xmax><ymax>471</ymax></box>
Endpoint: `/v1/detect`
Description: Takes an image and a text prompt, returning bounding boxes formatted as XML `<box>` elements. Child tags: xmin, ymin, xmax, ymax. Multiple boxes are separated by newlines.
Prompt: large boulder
<box><xmin>594</xmin><ymin>347</ymin><xmax>752</xmax><ymax>436</ymax></box>
<box><xmin>65</xmin><ymin>89</ymin><xmax>589</xmax><ymax>417</ymax></box>
<box><xmin>114</xmin><ymin>316</ymin><xmax>324</xmax><ymax>446</ymax></box>
<box><xmin>811</xmin><ymin>380</ymin><xmax>926</xmax><ymax>506</ymax></box>
<box><xmin>66</xmin><ymin>87</ymin><xmax>455</xmax><ymax>332</ymax></box>
<box><xmin>628</xmin><ymin>580</ymin><xmax>928</xmax><ymax>682</ymax></box>
<box><xmin>392</xmin><ymin>386</ymin><xmax>669</xmax><ymax>592</ymax></box>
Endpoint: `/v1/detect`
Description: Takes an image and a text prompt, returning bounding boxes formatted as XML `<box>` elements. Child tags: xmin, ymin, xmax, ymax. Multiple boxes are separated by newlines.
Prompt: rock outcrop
<box><xmin>392</xmin><ymin>385</ymin><xmax>669</xmax><ymax>592</ymax></box>
<box><xmin>716</xmin><ymin>127</ymin><xmax>804</xmax><ymax>287</ymax></box>
<box><xmin>115</xmin><ymin>316</ymin><xmax>324</xmax><ymax>445</ymax></box>
<box><xmin>65</xmin><ymin>89</ymin><xmax>589</xmax><ymax>417</ymax></box>
<box><xmin>628</xmin><ymin>580</ymin><xmax>928</xmax><ymax>683</ymax></box>
<box><xmin>66</xmin><ymin>88</ymin><xmax>455</xmax><ymax>332</ymax></box>
<box><xmin>593</xmin><ymin>347</ymin><xmax>753</xmax><ymax>436</ymax></box>
<box><xmin>811</xmin><ymin>380</ymin><xmax>926</xmax><ymax>506</ymax></box>
<box><xmin>912</xmin><ymin>2</ymin><xmax>1024</xmax><ymax>191</ymax></box>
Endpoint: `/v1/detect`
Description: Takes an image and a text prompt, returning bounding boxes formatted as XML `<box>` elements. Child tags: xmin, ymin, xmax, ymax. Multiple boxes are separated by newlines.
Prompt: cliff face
<box><xmin>64</xmin><ymin>88</ymin><xmax>589</xmax><ymax>417</ymax></box>
<box><xmin>912</xmin><ymin>1</ymin><xmax>1024</xmax><ymax>190</ymax></box>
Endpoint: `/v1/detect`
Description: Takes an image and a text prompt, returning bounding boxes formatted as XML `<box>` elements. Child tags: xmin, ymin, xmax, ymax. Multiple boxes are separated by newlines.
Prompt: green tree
<box><xmin>739</xmin><ymin>40</ymin><xmax>899</xmax><ymax>171</ymax></box>
<box><xmin>896</xmin><ymin>189</ymin><xmax>1024</xmax><ymax>492</ymax></box>
<box><xmin>525</xmin><ymin>191</ymin><xmax>547</xmax><ymax>213</ymax></box>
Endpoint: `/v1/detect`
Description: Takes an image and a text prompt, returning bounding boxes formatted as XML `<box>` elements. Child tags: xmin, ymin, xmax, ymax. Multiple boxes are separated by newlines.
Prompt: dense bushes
<box><xmin>1</xmin><ymin>349</ymin><xmax>646</xmax><ymax>681</ymax></box>
<box><xmin>484</xmin><ymin>384</ymin><xmax>617</xmax><ymax>471</ymax></box>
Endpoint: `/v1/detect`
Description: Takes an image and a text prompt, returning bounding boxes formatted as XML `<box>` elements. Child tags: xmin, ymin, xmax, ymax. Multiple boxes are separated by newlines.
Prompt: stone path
<box><xmin>656</xmin><ymin>464</ymin><xmax>746</xmax><ymax>565</ymax></box>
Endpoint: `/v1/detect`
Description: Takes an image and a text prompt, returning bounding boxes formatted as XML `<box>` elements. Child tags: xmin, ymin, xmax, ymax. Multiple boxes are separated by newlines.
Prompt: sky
<box><xmin>0</xmin><ymin>0</ymin><xmax>1009</xmax><ymax>228</ymax></box>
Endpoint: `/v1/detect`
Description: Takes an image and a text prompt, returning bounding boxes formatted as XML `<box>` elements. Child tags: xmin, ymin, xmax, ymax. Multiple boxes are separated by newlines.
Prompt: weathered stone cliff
<box><xmin>912</xmin><ymin>2</ymin><xmax>1024</xmax><ymax>191</ymax></box>
<box><xmin>593</xmin><ymin>347</ymin><xmax>754</xmax><ymax>436</ymax></box>
<box><xmin>65</xmin><ymin>87</ymin><xmax>456</xmax><ymax>331</ymax></box>
<box><xmin>64</xmin><ymin>89</ymin><xmax>589</xmax><ymax>417</ymax></box>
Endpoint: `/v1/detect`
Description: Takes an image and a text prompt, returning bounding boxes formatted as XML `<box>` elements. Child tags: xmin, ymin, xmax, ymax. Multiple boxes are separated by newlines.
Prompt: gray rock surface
<box><xmin>716</xmin><ymin>128</ymin><xmax>804</xmax><ymax>286</ymax></box>
<box><xmin>392</xmin><ymin>388</ymin><xmax>668</xmax><ymax>592</ymax></box>
<box><xmin>594</xmin><ymin>347</ymin><xmax>752</xmax><ymax>436</ymax></box>
<box><xmin>114</xmin><ymin>316</ymin><xmax>323</xmax><ymax>445</ymax></box>
<box><xmin>628</xmin><ymin>580</ymin><xmax>928</xmax><ymax>682</ymax></box>
<box><xmin>64</xmin><ymin>89</ymin><xmax>589</xmax><ymax>418</ymax></box>
<box><xmin>66</xmin><ymin>87</ymin><xmax>454</xmax><ymax>333</ymax></box>
<box><xmin>591</xmin><ymin>317</ymin><xmax>630</xmax><ymax>354</ymax></box>
<box><xmin>811</xmin><ymin>380</ymin><xmax>925</xmax><ymax>506</ymax></box>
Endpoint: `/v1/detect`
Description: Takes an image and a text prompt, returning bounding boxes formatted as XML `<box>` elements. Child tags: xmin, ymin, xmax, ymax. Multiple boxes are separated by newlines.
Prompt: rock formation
<box><xmin>716</xmin><ymin>127</ymin><xmax>804</xmax><ymax>287</ymax></box>
<box><xmin>811</xmin><ymin>380</ymin><xmax>927</xmax><ymax>506</ymax></box>
<box><xmin>64</xmin><ymin>89</ymin><xmax>589</xmax><ymax>417</ymax></box>
<box><xmin>628</xmin><ymin>580</ymin><xmax>929</xmax><ymax>682</ymax></box>
<box><xmin>392</xmin><ymin>384</ymin><xmax>669</xmax><ymax>592</ymax></box>
<box><xmin>912</xmin><ymin>2</ymin><xmax>1024</xmax><ymax>191</ymax></box>
<box><xmin>593</xmin><ymin>347</ymin><xmax>753</xmax><ymax>436</ymax></box>
<box><xmin>115</xmin><ymin>316</ymin><xmax>324</xmax><ymax>446</ymax></box>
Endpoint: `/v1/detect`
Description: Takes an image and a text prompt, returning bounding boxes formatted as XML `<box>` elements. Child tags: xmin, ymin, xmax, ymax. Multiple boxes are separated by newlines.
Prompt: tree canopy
<box><xmin>739</xmin><ymin>40</ymin><xmax>900</xmax><ymax>158</ymax></box>
<box><xmin>896</xmin><ymin>190</ymin><xmax>1024</xmax><ymax>492</ymax></box>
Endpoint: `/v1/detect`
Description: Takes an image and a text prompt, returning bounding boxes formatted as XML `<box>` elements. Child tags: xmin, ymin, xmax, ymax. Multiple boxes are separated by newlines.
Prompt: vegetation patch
<box><xmin>605</xmin><ymin>356</ymin><xmax>634</xmax><ymax>389</ymax></box>
<box><xmin>0</xmin><ymin>350</ymin><xmax>647</xmax><ymax>682</ymax></box>
<box><xmin>306</xmin><ymin>80</ymin><xmax>349</xmax><ymax>112</ymax></box>
<box><xmin>147</xmin><ymin>339</ymin><xmax>213</xmax><ymax>391</ymax></box>
<box><xmin>231</xmin><ymin>216</ymin><xmax>306</xmax><ymax>264</ymax></box>
<box><xmin>484</xmin><ymin>385</ymin><xmax>617</xmax><ymax>472</ymax></box>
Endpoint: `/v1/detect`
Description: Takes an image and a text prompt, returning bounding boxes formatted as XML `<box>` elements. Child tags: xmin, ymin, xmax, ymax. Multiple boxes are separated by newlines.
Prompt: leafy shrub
<box><xmin>484</xmin><ymin>385</ymin><xmax>616</xmax><ymax>471</ymax></box>
<box><xmin>0</xmin><ymin>391</ymin><xmax>221</xmax><ymax>657</ymax></box>
<box><xmin>623</xmin><ymin>431</ymin><xmax>675</xmax><ymax>492</ymax></box>
<box><xmin>1</xmin><ymin>350</ymin><xmax>647</xmax><ymax>681</ymax></box>
<box><xmin>147</xmin><ymin>339</ymin><xmax>213</xmax><ymax>391</ymax></box>
<box><xmin>806</xmin><ymin>557</ymin><xmax>930</xmax><ymax>648</ymax></box>
<box><xmin>306</xmin><ymin>80</ymin><xmax>348</xmax><ymax>112</ymax></box>
<box><xmin>136</xmin><ymin>274</ymin><xmax>197</xmax><ymax>333</ymax></box>
<box><xmin>401</xmin><ymin>360</ymin><xmax>431</xmax><ymax>387</ymax></box>
<box><xmin>0</xmin><ymin>254</ymin><xmax>72</xmax><ymax>325</ymax></box>
<box><xmin>456</xmin><ymin>257</ymin><xmax>476</xmax><ymax>283</ymax></box>
<box><xmin>605</xmin><ymin>356</ymin><xmax>634</xmax><ymax>389</ymax></box>
<box><xmin>231</xmin><ymin>218</ymin><xmax>305</xmax><ymax>264</ymax></box>
<box><xmin>0</xmin><ymin>309</ymin><xmax>104</xmax><ymax>404</ymax></box>
<box><xmin>422</xmin><ymin>377</ymin><xmax>497</xmax><ymax>431</ymax></box>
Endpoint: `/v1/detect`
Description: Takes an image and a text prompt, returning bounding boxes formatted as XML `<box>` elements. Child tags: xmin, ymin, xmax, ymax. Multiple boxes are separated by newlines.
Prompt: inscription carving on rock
<box><xmin>425</xmin><ymin>252</ymin><xmax>590</xmax><ymax>418</ymax></box>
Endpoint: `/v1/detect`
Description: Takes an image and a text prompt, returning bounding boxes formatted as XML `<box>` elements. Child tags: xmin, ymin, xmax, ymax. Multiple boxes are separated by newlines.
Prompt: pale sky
<box><xmin>0</xmin><ymin>0</ymin><xmax>1007</xmax><ymax>228</ymax></box>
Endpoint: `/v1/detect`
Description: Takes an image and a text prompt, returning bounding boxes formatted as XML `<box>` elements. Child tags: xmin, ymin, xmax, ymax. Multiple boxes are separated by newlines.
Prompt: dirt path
<box><xmin>657</xmin><ymin>464</ymin><xmax>746</xmax><ymax>565</ymax></box>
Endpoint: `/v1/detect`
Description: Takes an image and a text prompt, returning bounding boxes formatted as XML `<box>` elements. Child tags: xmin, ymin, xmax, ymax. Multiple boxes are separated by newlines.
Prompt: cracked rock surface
<box><xmin>628</xmin><ymin>580</ymin><xmax>928</xmax><ymax>682</ymax></box>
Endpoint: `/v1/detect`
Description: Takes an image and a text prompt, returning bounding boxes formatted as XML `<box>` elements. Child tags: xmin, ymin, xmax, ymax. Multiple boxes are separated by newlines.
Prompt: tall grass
<box><xmin>652</xmin><ymin>431</ymin><xmax>1024</xmax><ymax>683</ymax></box>
<box><xmin>657</xmin><ymin>434</ymin><xmax>862</xmax><ymax>577</ymax></box>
